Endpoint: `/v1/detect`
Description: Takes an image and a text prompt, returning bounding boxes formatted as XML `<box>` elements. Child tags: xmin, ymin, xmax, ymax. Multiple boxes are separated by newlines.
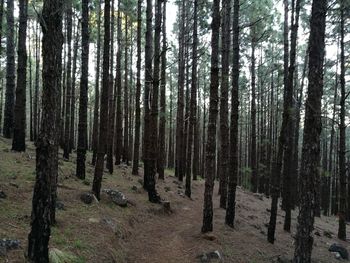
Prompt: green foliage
<box><xmin>49</xmin><ymin>248</ymin><xmax>84</xmax><ymax>263</ymax></box>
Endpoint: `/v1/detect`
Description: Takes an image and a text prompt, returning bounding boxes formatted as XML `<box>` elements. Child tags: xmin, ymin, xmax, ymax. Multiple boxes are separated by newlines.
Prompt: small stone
<box><xmin>333</xmin><ymin>252</ymin><xmax>342</xmax><ymax>260</ymax></box>
<box><xmin>55</xmin><ymin>201</ymin><xmax>65</xmax><ymax>210</ymax></box>
<box><xmin>323</xmin><ymin>230</ymin><xmax>332</xmax><ymax>238</ymax></box>
<box><xmin>103</xmin><ymin>189</ymin><xmax>128</xmax><ymax>207</ymax></box>
<box><xmin>131</xmin><ymin>185</ymin><xmax>138</xmax><ymax>191</ymax></box>
<box><xmin>0</xmin><ymin>191</ymin><xmax>6</xmax><ymax>199</ymax></box>
<box><xmin>88</xmin><ymin>218</ymin><xmax>99</xmax><ymax>223</ymax></box>
<box><xmin>329</xmin><ymin>243</ymin><xmax>349</xmax><ymax>260</ymax></box>
<box><xmin>80</xmin><ymin>192</ymin><xmax>94</xmax><ymax>205</ymax></box>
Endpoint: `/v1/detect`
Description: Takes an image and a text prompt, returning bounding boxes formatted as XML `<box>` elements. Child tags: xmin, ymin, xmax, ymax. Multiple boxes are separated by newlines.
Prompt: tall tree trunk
<box><xmin>144</xmin><ymin>0</ymin><xmax>162</xmax><ymax>202</ymax></box>
<box><xmin>250</xmin><ymin>36</ymin><xmax>258</xmax><ymax>193</ymax></box>
<box><xmin>218</xmin><ymin>0</ymin><xmax>231</xmax><ymax>208</ymax></box>
<box><xmin>3</xmin><ymin>0</ymin><xmax>15</xmax><ymax>138</ymax></box>
<box><xmin>267</xmin><ymin>0</ymin><xmax>291</xmax><ymax>243</ymax></box>
<box><xmin>338</xmin><ymin>0</ymin><xmax>346</xmax><ymax>240</ymax></box>
<box><xmin>132</xmin><ymin>0</ymin><xmax>142</xmax><ymax>175</ymax></box>
<box><xmin>63</xmin><ymin>1</ymin><xmax>73</xmax><ymax>159</ymax></box>
<box><xmin>175</xmin><ymin>0</ymin><xmax>185</xmax><ymax>181</ymax></box>
<box><xmin>282</xmin><ymin>0</ymin><xmax>301</xmax><ymax>232</ymax></box>
<box><xmin>76</xmin><ymin>0</ymin><xmax>90</xmax><ymax>180</ymax></box>
<box><xmin>225</xmin><ymin>0</ymin><xmax>240</xmax><ymax>227</ymax></box>
<box><xmin>114</xmin><ymin>3</ymin><xmax>123</xmax><ymax>166</ymax></box>
<box><xmin>158</xmin><ymin>0</ymin><xmax>167</xmax><ymax>180</ymax></box>
<box><xmin>123</xmin><ymin>15</ymin><xmax>129</xmax><ymax>165</ymax></box>
<box><xmin>12</xmin><ymin>0</ymin><xmax>28</xmax><ymax>151</ymax></box>
<box><xmin>202</xmin><ymin>0</ymin><xmax>220</xmax><ymax>233</ymax></box>
<box><xmin>293</xmin><ymin>0</ymin><xmax>327</xmax><ymax>260</ymax></box>
<box><xmin>92</xmin><ymin>0</ymin><xmax>101</xmax><ymax>165</ymax></box>
<box><xmin>92</xmin><ymin>0</ymin><xmax>110</xmax><ymax>199</ymax></box>
<box><xmin>27</xmin><ymin>0</ymin><xmax>63</xmax><ymax>260</ymax></box>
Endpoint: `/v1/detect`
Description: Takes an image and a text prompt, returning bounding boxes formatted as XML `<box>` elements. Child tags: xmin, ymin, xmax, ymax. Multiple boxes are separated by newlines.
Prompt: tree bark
<box><xmin>12</xmin><ymin>0</ymin><xmax>28</xmax><ymax>152</ymax></box>
<box><xmin>27</xmin><ymin>0</ymin><xmax>63</xmax><ymax>260</ymax></box>
<box><xmin>92</xmin><ymin>0</ymin><xmax>110</xmax><ymax>200</ymax></box>
<box><xmin>293</xmin><ymin>0</ymin><xmax>327</xmax><ymax>261</ymax></box>
<box><xmin>202</xmin><ymin>0</ymin><xmax>220</xmax><ymax>233</ymax></box>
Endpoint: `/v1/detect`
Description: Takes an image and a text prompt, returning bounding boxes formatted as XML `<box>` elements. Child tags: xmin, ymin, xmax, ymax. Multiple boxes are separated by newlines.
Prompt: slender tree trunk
<box><xmin>282</xmin><ymin>0</ymin><xmax>301</xmax><ymax>232</ymax></box>
<box><xmin>63</xmin><ymin>1</ymin><xmax>73</xmax><ymax>159</ymax></box>
<box><xmin>132</xmin><ymin>0</ymin><xmax>142</xmax><ymax>175</ymax></box>
<box><xmin>226</xmin><ymin>0</ymin><xmax>240</xmax><ymax>227</ymax></box>
<box><xmin>175</xmin><ymin>0</ymin><xmax>185</xmax><ymax>181</ymax></box>
<box><xmin>76</xmin><ymin>0</ymin><xmax>90</xmax><ymax>180</ymax></box>
<box><xmin>33</xmin><ymin>23</ymin><xmax>40</xmax><ymax>141</ymax></box>
<box><xmin>27</xmin><ymin>0</ymin><xmax>63</xmax><ymax>260</ymax></box>
<box><xmin>338</xmin><ymin>0</ymin><xmax>346</xmax><ymax>240</ymax></box>
<box><xmin>12</xmin><ymin>0</ymin><xmax>28</xmax><ymax>151</ymax></box>
<box><xmin>202</xmin><ymin>0</ymin><xmax>220</xmax><ymax>233</ymax></box>
<box><xmin>92</xmin><ymin>0</ymin><xmax>110</xmax><ymax>199</ymax></box>
<box><xmin>158</xmin><ymin>0</ymin><xmax>167</xmax><ymax>180</ymax></box>
<box><xmin>293</xmin><ymin>0</ymin><xmax>327</xmax><ymax>260</ymax></box>
<box><xmin>218</xmin><ymin>0</ymin><xmax>231</xmax><ymax>208</ymax></box>
<box><xmin>3</xmin><ymin>0</ymin><xmax>15</xmax><ymax>138</ymax></box>
<box><xmin>114</xmin><ymin>3</ymin><xmax>123</xmax><ymax>166</ymax></box>
<box><xmin>123</xmin><ymin>15</ymin><xmax>130</xmax><ymax>165</ymax></box>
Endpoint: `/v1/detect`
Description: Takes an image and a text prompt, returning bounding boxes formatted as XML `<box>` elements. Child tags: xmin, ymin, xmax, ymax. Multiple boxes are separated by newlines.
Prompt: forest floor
<box><xmin>0</xmin><ymin>136</ymin><xmax>348</xmax><ymax>263</ymax></box>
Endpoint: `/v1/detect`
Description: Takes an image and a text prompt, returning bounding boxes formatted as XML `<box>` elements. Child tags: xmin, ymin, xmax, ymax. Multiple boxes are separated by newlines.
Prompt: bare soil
<box><xmin>0</xmin><ymin>137</ymin><xmax>348</xmax><ymax>262</ymax></box>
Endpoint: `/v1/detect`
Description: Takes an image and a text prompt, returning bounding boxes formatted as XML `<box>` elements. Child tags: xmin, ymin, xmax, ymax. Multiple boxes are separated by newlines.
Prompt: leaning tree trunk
<box><xmin>225</xmin><ymin>0</ymin><xmax>240</xmax><ymax>227</ymax></box>
<box><xmin>27</xmin><ymin>0</ymin><xmax>63</xmax><ymax>260</ymax></box>
<box><xmin>132</xmin><ymin>0</ymin><xmax>142</xmax><ymax>175</ymax></box>
<box><xmin>202</xmin><ymin>0</ymin><xmax>220</xmax><ymax>233</ymax></box>
<box><xmin>12</xmin><ymin>0</ymin><xmax>28</xmax><ymax>152</ymax></box>
<box><xmin>293</xmin><ymin>0</ymin><xmax>327</xmax><ymax>261</ymax></box>
<box><xmin>3</xmin><ymin>0</ymin><xmax>15</xmax><ymax>138</ymax></box>
<box><xmin>92</xmin><ymin>0</ymin><xmax>110</xmax><ymax>200</ymax></box>
<box><xmin>76</xmin><ymin>0</ymin><xmax>90</xmax><ymax>180</ymax></box>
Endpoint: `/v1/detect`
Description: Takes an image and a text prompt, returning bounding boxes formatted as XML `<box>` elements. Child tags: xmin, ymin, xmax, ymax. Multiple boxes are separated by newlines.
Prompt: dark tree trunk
<box><xmin>92</xmin><ymin>0</ymin><xmax>110</xmax><ymax>200</ymax></box>
<box><xmin>114</xmin><ymin>3</ymin><xmax>123</xmax><ymax>166</ymax></box>
<box><xmin>167</xmin><ymin>76</ymin><xmax>174</xmax><ymax>169</ymax></box>
<box><xmin>282</xmin><ymin>0</ymin><xmax>301</xmax><ymax>232</ymax></box>
<box><xmin>250</xmin><ymin>36</ymin><xmax>258</xmax><ymax>193</ymax></box>
<box><xmin>3</xmin><ymin>0</ymin><xmax>15</xmax><ymax>138</ymax></box>
<box><xmin>12</xmin><ymin>0</ymin><xmax>28</xmax><ymax>152</ymax></box>
<box><xmin>293</xmin><ymin>0</ymin><xmax>327</xmax><ymax>261</ymax></box>
<box><xmin>202</xmin><ymin>0</ymin><xmax>220</xmax><ymax>233</ymax></box>
<box><xmin>70</xmin><ymin>20</ymin><xmax>80</xmax><ymax>152</ymax></box>
<box><xmin>63</xmin><ymin>1</ymin><xmax>73</xmax><ymax>160</ymax></box>
<box><xmin>27</xmin><ymin>0</ymin><xmax>63</xmax><ymax>260</ymax></box>
<box><xmin>143</xmin><ymin>0</ymin><xmax>161</xmax><ymax>203</ymax></box>
<box><xmin>338</xmin><ymin>0</ymin><xmax>346</xmax><ymax>240</ymax></box>
<box><xmin>185</xmin><ymin>0</ymin><xmax>198</xmax><ymax>197</ymax></box>
<box><xmin>175</xmin><ymin>0</ymin><xmax>185</xmax><ymax>181</ymax></box>
<box><xmin>29</xmin><ymin>23</ymin><xmax>33</xmax><ymax>142</ymax></box>
<box><xmin>123</xmin><ymin>15</ymin><xmax>129</xmax><ymax>165</ymax></box>
<box><xmin>92</xmin><ymin>0</ymin><xmax>101</xmax><ymax>165</ymax></box>
<box><xmin>132</xmin><ymin>0</ymin><xmax>142</xmax><ymax>175</ymax></box>
<box><xmin>158</xmin><ymin>0</ymin><xmax>167</xmax><ymax>180</ymax></box>
<box><xmin>218</xmin><ymin>0</ymin><xmax>231</xmax><ymax>208</ymax></box>
<box><xmin>225</xmin><ymin>0</ymin><xmax>240</xmax><ymax>227</ymax></box>
<box><xmin>76</xmin><ymin>0</ymin><xmax>90</xmax><ymax>180</ymax></box>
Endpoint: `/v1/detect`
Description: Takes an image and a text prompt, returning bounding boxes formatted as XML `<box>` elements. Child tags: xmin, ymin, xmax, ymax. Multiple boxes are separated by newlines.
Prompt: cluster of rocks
<box><xmin>197</xmin><ymin>251</ymin><xmax>222</xmax><ymax>263</ymax></box>
<box><xmin>0</xmin><ymin>239</ymin><xmax>20</xmax><ymax>257</ymax></box>
<box><xmin>103</xmin><ymin>189</ymin><xmax>128</xmax><ymax>207</ymax></box>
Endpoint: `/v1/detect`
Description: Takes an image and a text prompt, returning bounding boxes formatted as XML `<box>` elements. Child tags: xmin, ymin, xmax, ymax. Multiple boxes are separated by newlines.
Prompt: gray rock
<box><xmin>80</xmin><ymin>192</ymin><xmax>94</xmax><ymax>205</ymax></box>
<box><xmin>103</xmin><ymin>189</ymin><xmax>127</xmax><ymax>207</ymax></box>
<box><xmin>55</xmin><ymin>201</ymin><xmax>65</xmax><ymax>210</ymax></box>
<box><xmin>329</xmin><ymin>243</ymin><xmax>349</xmax><ymax>260</ymax></box>
<box><xmin>0</xmin><ymin>190</ymin><xmax>6</xmax><ymax>199</ymax></box>
<box><xmin>0</xmin><ymin>239</ymin><xmax>20</xmax><ymax>253</ymax></box>
<box><xmin>197</xmin><ymin>251</ymin><xmax>222</xmax><ymax>262</ymax></box>
<box><xmin>333</xmin><ymin>252</ymin><xmax>342</xmax><ymax>260</ymax></box>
